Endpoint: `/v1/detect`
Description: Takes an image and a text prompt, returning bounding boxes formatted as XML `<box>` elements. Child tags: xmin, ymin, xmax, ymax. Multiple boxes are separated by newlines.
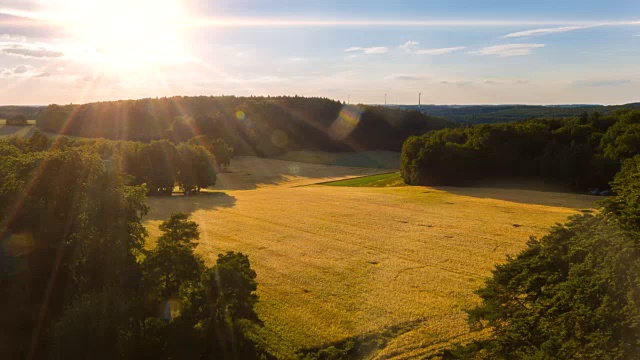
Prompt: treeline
<box><xmin>443</xmin><ymin>154</ymin><xmax>640</xmax><ymax>359</ymax></box>
<box><xmin>395</xmin><ymin>103</ymin><xmax>640</xmax><ymax>124</ymax></box>
<box><xmin>35</xmin><ymin>96</ymin><xmax>450</xmax><ymax>155</ymax></box>
<box><xmin>15</xmin><ymin>131</ymin><xmax>232</xmax><ymax>196</ymax></box>
<box><xmin>0</xmin><ymin>136</ymin><xmax>269</xmax><ymax>359</ymax></box>
<box><xmin>0</xmin><ymin>105</ymin><xmax>41</xmax><ymax>120</ymax></box>
<box><xmin>402</xmin><ymin>109</ymin><xmax>640</xmax><ymax>189</ymax></box>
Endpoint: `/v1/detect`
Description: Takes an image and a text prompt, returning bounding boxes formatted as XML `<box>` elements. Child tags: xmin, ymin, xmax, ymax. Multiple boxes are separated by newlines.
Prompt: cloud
<box><xmin>573</xmin><ymin>79</ymin><xmax>632</xmax><ymax>87</ymax></box>
<box><xmin>1</xmin><ymin>64</ymin><xmax>37</xmax><ymax>77</ymax></box>
<box><xmin>386</xmin><ymin>74</ymin><xmax>425</xmax><ymax>81</ymax></box>
<box><xmin>0</xmin><ymin>33</ymin><xmax>26</xmax><ymax>41</ymax></box>
<box><xmin>503</xmin><ymin>25</ymin><xmax>594</xmax><ymax>38</ymax></box>
<box><xmin>635</xmin><ymin>33</ymin><xmax>640</xmax><ymax>37</ymax></box>
<box><xmin>415</xmin><ymin>46</ymin><xmax>466</xmax><ymax>55</ymax></box>
<box><xmin>13</xmin><ymin>64</ymin><xmax>30</xmax><ymax>73</ymax></box>
<box><xmin>399</xmin><ymin>40</ymin><xmax>419</xmax><ymax>50</ymax></box>
<box><xmin>470</xmin><ymin>43</ymin><xmax>545</xmax><ymax>57</ymax></box>
<box><xmin>2</xmin><ymin>45</ymin><xmax>63</xmax><ymax>58</ymax></box>
<box><xmin>344</xmin><ymin>46</ymin><xmax>388</xmax><ymax>54</ymax></box>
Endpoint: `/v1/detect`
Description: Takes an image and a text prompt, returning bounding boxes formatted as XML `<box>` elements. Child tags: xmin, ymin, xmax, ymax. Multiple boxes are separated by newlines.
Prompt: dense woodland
<box><xmin>35</xmin><ymin>96</ymin><xmax>450</xmax><ymax>155</ymax></box>
<box><xmin>396</xmin><ymin>103</ymin><xmax>640</xmax><ymax>124</ymax></box>
<box><xmin>0</xmin><ymin>105</ymin><xmax>41</xmax><ymax>120</ymax></box>
<box><xmin>401</xmin><ymin>109</ymin><xmax>640</xmax><ymax>190</ymax></box>
<box><xmin>0</xmin><ymin>135</ymin><xmax>269</xmax><ymax>359</ymax></box>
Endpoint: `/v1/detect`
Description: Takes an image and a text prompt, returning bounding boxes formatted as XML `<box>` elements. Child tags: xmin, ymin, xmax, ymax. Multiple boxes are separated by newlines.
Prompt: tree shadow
<box><xmin>144</xmin><ymin>191</ymin><xmax>237</xmax><ymax>221</ymax></box>
<box><xmin>432</xmin><ymin>183</ymin><xmax>597</xmax><ymax>209</ymax></box>
<box><xmin>0</xmin><ymin>125</ymin><xmax>36</xmax><ymax>137</ymax></box>
<box><xmin>213</xmin><ymin>156</ymin><xmax>389</xmax><ymax>190</ymax></box>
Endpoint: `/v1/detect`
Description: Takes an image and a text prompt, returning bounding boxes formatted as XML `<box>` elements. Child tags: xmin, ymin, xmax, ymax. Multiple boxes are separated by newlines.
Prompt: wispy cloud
<box><xmin>399</xmin><ymin>40</ymin><xmax>419</xmax><ymax>50</ymax></box>
<box><xmin>470</xmin><ymin>43</ymin><xmax>545</xmax><ymax>57</ymax></box>
<box><xmin>415</xmin><ymin>46</ymin><xmax>466</xmax><ymax>55</ymax></box>
<box><xmin>574</xmin><ymin>79</ymin><xmax>632</xmax><ymax>87</ymax></box>
<box><xmin>503</xmin><ymin>25</ymin><xmax>596</xmax><ymax>38</ymax></box>
<box><xmin>344</xmin><ymin>46</ymin><xmax>388</xmax><ymax>54</ymax></box>
<box><xmin>189</xmin><ymin>18</ymin><xmax>640</xmax><ymax>28</ymax></box>
<box><xmin>386</xmin><ymin>74</ymin><xmax>425</xmax><ymax>81</ymax></box>
<box><xmin>2</xmin><ymin>45</ymin><xmax>63</xmax><ymax>58</ymax></box>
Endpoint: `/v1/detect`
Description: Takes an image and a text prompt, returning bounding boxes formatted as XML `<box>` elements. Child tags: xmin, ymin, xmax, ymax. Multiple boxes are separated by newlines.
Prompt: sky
<box><xmin>0</xmin><ymin>0</ymin><xmax>638</xmax><ymax>105</ymax></box>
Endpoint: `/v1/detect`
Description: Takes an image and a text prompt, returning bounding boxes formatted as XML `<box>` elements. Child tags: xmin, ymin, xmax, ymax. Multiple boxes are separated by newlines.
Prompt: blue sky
<box><xmin>0</xmin><ymin>0</ymin><xmax>638</xmax><ymax>105</ymax></box>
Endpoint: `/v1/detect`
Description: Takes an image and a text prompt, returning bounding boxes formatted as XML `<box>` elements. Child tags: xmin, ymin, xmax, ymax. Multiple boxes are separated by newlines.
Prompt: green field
<box><xmin>322</xmin><ymin>172</ymin><xmax>405</xmax><ymax>187</ymax></box>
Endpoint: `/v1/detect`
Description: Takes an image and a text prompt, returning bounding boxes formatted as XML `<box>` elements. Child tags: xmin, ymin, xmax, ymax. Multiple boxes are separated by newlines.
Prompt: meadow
<box><xmin>144</xmin><ymin>155</ymin><xmax>596</xmax><ymax>359</ymax></box>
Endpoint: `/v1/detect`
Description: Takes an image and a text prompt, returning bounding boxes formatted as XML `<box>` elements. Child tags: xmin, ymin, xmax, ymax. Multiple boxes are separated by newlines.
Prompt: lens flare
<box><xmin>162</xmin><ymin>298</ymin><xmax>182</xmax><ymax>321</ymax></box>
<box><xmin>235</xmin><ymin>111</ymin><xmax>246</xmax><ymax>120</ymax></box>
<box><xmin>3</xmin><ymin>232</ymin><xmax>35</xmax><ymax>257</ymax></box>
<box><xmin>271</xmin><ymin>129</ymin><xmax>288</xmax><ymax>148</ymax></box>
<box><xmin>329</xmin><ymin>105</ymin><xmax>362</xmax><ymax>141</ymax></box>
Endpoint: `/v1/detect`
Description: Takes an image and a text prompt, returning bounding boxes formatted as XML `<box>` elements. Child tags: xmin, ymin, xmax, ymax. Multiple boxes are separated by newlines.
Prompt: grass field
<box><xmin>144</xmin><ymin>155</ymin><xmax>596</xmax><ymax>359</ymax></box>
<box><xmin>322</xmin><ymin>172</ymin><xmax>405</xmax><ymax>187</ymax></box>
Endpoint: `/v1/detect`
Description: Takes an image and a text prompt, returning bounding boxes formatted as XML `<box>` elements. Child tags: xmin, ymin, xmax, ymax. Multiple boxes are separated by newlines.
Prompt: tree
<box><xmin>6</xmin><ymin>114</ymin><xmax>27</xmax><ymax>126</ymax></box>
<box><xmin>454</xmin><ymin>157</ymin><xmax>640</xmax><ymax>359</ymax></box>
<box><xmin>211</xmin><ymin>138</ymin><xmax>234</xmax><ymax>171</ymax></box>
<box><xmin>144</xmin><ymin>140</ymin><xmax>178</xmax><ymax>195</ymax></box>
<box><xmin>143</xmin><ymin>213</ymin><xmax>204</xmax><ymax>300</ymax></box>
<box><xmin>177</xmin><ymin>143</ymin><xmax>216</xmax><ymax>195</ymax></box>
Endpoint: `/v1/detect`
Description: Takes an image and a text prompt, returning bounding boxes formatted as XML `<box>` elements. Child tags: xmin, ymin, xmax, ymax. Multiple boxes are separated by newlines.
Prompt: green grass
<box><xmin>322</xmin><ymin>172</ymin><xmax>405</xmax><ymax>187</ymax></box>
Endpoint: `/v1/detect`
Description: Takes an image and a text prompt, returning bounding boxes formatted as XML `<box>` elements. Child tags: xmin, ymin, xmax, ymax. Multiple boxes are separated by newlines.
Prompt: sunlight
<box><xmin>61</xmin><ymin>0</ymin><xmax>189</xmax><ymax>69</ymax></box>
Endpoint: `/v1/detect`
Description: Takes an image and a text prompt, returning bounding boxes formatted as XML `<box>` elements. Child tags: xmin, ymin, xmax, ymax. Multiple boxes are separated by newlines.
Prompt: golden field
<box><xmin>144</xmin><ymin>155</ymin><xmax>596</xmax><ymax>359</ymax></box>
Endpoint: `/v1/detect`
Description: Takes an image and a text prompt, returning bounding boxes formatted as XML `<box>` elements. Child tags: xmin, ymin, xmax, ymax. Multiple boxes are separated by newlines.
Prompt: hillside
<box><xmin>34</xmin><ymin>96</ymin><xmax>450</xmax><ymax>155</ymax></box>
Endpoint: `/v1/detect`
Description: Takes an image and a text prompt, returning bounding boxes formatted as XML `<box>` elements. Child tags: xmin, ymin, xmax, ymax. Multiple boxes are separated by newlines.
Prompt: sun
<box><xmin>62</xmin><ymin>0</ymin><xmax>189</xmax><ymax>69</ymax></box>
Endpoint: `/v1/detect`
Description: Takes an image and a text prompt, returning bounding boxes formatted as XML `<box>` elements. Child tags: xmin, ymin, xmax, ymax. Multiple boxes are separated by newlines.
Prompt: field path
<box><xmin>145</xmin><ymin>155</ymin><xmax>596</xmax><ymax>359</ymax></box>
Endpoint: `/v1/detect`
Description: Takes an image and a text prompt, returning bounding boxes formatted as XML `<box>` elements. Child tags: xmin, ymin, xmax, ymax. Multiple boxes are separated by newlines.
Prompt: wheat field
<box><xmin>145</xmin><ymin>155</ymin><xmax>596</xmax><ymax>359</ymax></box>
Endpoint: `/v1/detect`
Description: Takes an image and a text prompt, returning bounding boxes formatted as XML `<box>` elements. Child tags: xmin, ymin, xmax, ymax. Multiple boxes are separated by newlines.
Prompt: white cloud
<box><xmin>503</xmin><ymin>25</ymin><xmax>594</xmax><ymax>38</ymax></box>
<box><xmin>635</xmin><ymin>33</ymin><xmax>640</xmax><ymax>37</ymax></box>
<box><xmin>344</xmin><ymin>46</ymin><xmax>388</xmax><ymax>54</ymax></box>
<box><xmin>2</xmin><ymin>45</ymin><xmax>63</xmax><ymax>58</ymax></box>
<box><xmin>470</xmin><ymin>43</ymin><xmax>545</xmax><ymax>57</ymax></box>
<box><xmin>415</xmin><ymin>46</ymin><xmax>466</xmax><ymax>55</ymax></box>
<box><xmin>399</xmin><ymin>40</ymin><xmax>419</xmax><ymax>50</ymax></box>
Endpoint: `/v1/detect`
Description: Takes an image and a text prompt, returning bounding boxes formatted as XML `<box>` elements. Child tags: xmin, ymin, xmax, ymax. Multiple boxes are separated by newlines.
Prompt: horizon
<box><xmin>0</xmin><ymin>0</ymin><xmax>638</xmax><ymax>104</ymax></box>
<box><xmin>1</xmin><ymin>95</ymin><xmax>638</xmax><ymax>108</ymax></box>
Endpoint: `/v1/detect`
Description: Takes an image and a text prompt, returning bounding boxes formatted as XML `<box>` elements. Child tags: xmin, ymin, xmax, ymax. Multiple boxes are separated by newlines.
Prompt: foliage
<box><xmin>6</xmin><ymin>114</ymin><xmax>28</xmax><ymax>125</ymax></box>
<box><xmin>0</xmin><ymin>138</ymin><xmax>266</xmax><ymax>359</ymax></box>
<box><xmin>401</xmin><ymin>111</ymin><xmax>640</xmax><ymax>189</ymax></box>
<box><xmin>36</xmin><ymin>95</ymin><xmax>451</xmax><ymax>155</ymax></box>
<box><xmin>449</xmin><ymin>151</ymin><xmax>640</xmax><ymax>359</ymax></box>
<box><xmin>394</xmin><ymin>103</ymin><xmax>640</xmax><ymax>124</ymax></box>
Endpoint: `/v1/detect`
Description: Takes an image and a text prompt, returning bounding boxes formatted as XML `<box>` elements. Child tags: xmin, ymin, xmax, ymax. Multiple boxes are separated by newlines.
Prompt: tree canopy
<box><xmin>401</xmin><ymin>110</ymin><xmax>640</xmax><ymax>190</ymax></box>
<box><xmin>0</xmin><ymin>136</ymin><xmax>268</xmax><ymax>359</ymax></box>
